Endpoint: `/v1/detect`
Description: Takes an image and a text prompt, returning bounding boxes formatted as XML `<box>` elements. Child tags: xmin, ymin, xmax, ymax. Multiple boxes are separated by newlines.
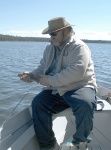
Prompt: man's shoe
<box><xmin>40</xmin><ymin>142</ymin><xmax>60</xmax><ymax>150</ymax></box>
<box><xmin>70</xmin><ymin>142</ymin><xmax>88</xmax><ymax>150</ymax></box>
<box><xmin>60</xmin><ymin>142</ymin><xmax>88</xmax><ymax>150</ymax></box>
<box><xmin>76</xmin><ymin>142</ymin><xmax>88</xmax><ymax>150</ymax></box>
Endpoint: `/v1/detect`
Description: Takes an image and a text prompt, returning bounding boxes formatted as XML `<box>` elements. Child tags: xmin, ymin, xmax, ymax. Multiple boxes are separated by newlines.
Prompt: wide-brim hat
<box><xmin>42</xmin><ymin>17</ymin><xmax>74</xmax><ymax>34</ymax></box>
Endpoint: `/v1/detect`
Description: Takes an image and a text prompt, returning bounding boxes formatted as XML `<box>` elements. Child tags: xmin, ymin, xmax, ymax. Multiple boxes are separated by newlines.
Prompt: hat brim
<box><xmin>42</xmin><ymin>25</ymin><xmax>75</xmax><ymax>34</ymax></box>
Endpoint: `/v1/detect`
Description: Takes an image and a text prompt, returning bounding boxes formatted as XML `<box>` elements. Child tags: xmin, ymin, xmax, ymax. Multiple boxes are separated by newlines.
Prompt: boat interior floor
<box><xmin>59</xmin><ymin>111</ymin><xmax>111</xmax><ymax>150</ymax></box>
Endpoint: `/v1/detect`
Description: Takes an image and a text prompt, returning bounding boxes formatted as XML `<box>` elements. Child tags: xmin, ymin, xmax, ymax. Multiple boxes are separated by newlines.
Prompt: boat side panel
<box><xmin>1</xmin><ymin>107</ymin><xmax>32</xmax><ymax>140</ymax></box>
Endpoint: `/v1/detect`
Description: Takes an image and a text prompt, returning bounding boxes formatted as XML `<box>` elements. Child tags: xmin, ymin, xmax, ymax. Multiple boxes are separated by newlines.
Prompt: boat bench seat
<box><xmin>53</xmin><ymin>99</ymin><xmax>111</xmax><ymax>118</ymax></box>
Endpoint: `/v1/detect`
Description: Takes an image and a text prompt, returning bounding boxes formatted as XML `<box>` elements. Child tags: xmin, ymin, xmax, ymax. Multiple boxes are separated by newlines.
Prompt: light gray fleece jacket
<box><xmin>31</xmin><ymin>36</ymin><xmax>97</xmax><ymax>96</ymax></box>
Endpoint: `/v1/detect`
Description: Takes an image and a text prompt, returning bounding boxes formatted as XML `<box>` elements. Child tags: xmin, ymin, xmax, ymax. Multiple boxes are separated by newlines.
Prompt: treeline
<box><xmin>0</xmin><ymin>34</ymin><xmax>111</xmax><ymax>43</ymax></box>
<box><xmin>83</xmin><ymin>39</ymin><xmax>111</xmax><ymax>44</ymax></box>
<box><xmin>0</xmin><ymin>34</ymin><xmax>50</xmax><ymax>42</ymax></box>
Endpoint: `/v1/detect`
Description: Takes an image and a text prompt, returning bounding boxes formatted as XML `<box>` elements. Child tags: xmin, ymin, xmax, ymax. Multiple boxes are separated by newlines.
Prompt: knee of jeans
<box><xmin>31</xmin><ymin>95</ymin><xmax>41</xmax><ymax>109</ymax></box>
<box><xmin>79</xmin><ymin>100</ymin><xmax>93</xmax><ymax>112</ymax></box>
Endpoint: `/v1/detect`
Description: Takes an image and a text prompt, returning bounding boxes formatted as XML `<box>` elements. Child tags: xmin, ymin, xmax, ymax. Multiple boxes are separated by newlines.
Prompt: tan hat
<box><xmin>42</xmin><ymin>17</ymin><xmax>74</xmax><ymax>34</ymax></box>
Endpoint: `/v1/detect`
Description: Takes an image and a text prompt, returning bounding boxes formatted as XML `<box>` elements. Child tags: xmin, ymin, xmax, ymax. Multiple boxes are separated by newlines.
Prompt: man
<box><xmin>19</xmin><ymin>17</ymin><xmax>97</xmax><ymax>150</ymax></box>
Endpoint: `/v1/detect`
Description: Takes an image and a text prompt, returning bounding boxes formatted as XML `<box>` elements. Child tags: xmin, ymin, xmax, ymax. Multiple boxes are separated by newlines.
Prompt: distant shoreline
<box><xmin>0</xmin><ymin>34</ymin><xmax>111</xmax><ymax>43</ymax></box>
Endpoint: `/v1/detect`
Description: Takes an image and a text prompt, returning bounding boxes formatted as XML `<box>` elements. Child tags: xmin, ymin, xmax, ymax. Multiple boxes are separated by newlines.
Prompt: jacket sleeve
<box><xmin>48</xmin><ymin>45</ymin><xmax>91</xmax><ymax>87</ymax></box>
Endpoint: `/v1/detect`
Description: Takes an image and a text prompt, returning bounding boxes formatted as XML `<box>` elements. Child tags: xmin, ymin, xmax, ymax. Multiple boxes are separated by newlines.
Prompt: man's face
<box><xmin>49</xmin><ymin>30</ymin><xmax>64</xmax><ymax>47</ymax></box>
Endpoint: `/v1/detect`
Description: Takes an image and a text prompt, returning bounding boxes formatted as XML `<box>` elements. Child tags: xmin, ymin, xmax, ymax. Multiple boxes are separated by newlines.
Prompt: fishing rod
<box><xmin>0</xmin><ymin>73</ymin><xmax>38</xmax><ymax>140</ymax></box>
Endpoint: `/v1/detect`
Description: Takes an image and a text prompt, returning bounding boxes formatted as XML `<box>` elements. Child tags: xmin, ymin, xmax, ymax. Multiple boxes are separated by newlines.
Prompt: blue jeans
<box><xmin>32</xmin><ymin>87</ymin><xmax>96</xmax><ymax>147</ymax></box>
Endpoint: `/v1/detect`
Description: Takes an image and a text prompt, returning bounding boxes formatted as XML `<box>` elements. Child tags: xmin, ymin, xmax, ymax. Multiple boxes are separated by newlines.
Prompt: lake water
<box><xmin>0</xmin><ymin>41</ymin><xmax>111</xmax><ymax>126</ymax></box>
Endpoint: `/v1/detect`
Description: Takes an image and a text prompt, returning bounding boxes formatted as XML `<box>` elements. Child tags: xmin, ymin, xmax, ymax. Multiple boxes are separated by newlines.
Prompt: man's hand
<box><xmin>18</xmin><ymin>72</ymin><xmax>34</xmax><ymax>83</ymax></box>
<box><xmin>39</xmin><ymin>74</ymin><xmax>50</xmax><ymax>86</ymax></box>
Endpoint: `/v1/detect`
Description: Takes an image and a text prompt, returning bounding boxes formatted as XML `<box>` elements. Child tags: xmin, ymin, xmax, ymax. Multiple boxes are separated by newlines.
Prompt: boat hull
<box><xmin>1</xmin><ymin>85</ymin><xmax>111</xmax><ymax>150</ymax></box>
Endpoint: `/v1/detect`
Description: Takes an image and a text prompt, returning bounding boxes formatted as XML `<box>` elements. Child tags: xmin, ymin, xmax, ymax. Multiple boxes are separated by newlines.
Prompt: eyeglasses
<box><xmin>49</xmin><ymin>30</ymin><xmax>60</xmax><ymax>36</ymax></box>
<box><xmin>49</xmin><ymin>32</ymin><xmax>57</xmax><ymax>36</ymax></box>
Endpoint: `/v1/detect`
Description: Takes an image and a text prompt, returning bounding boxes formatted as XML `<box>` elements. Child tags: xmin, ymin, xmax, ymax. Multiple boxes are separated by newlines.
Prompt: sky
<box><xmin>0</xmin><ymin>0</ymin><xmax>111</xmax><ymax>40</ymax></box>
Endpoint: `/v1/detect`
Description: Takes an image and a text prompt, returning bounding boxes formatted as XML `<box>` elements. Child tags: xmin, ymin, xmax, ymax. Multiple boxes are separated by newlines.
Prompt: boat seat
<box><xmin>53</xmin><ymin>108</ymin><xmax>73</xmax><ymax>117</ymax></box>
<box><xmin>52</xmin><ymin>99</ymin><xmax>111</xmax><ymax>118</ymax></box>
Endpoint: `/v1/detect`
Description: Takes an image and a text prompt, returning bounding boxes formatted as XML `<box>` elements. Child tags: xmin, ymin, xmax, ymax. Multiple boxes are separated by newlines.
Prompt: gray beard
<box><xmin>51</xmin><ymin>40</ymin><xmax>61</xmax><ymax>47</ymax></box>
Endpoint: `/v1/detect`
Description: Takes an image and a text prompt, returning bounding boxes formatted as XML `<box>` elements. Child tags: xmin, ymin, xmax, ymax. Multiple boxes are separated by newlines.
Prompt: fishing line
<box><xmin>0</xmin><ymin>84</ymin><xmax>37</xmax><ymax>140</ymax></box>
<box><xmin>0</xmin><ymin>119</ymin><xmax>33</xmax><ymax>143</ymax></box>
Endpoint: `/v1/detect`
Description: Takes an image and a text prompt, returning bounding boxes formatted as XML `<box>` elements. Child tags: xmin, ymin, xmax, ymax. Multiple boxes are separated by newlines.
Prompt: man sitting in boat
<box><xmin>19</xmin><ymin>17</ymin><xmax>97</xmax><ymax>150</ymax></box>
